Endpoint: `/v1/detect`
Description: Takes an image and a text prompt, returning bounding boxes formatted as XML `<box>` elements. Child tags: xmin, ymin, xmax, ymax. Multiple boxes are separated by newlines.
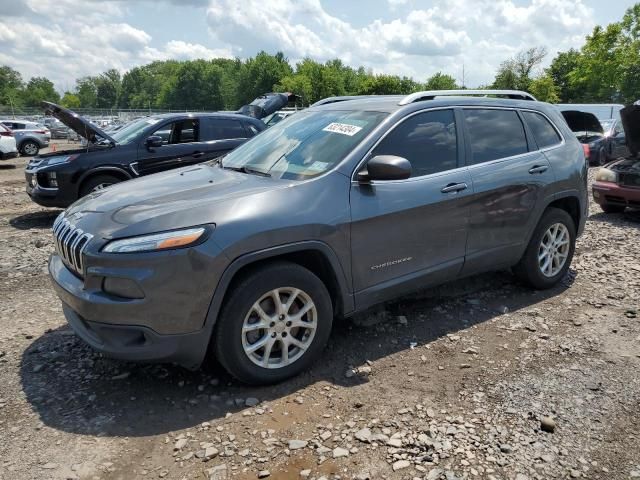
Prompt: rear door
<box><xmin>135</xmin><ymin>118</ymin><xmax>202</xmax><ymax>175</ymax></box>
<box><xmin>350</xmin><ymin>108</ymin><xmax>472</xmax><ymax>304</ymax></box>
<box><xmin>460</xmin><ymin>108</ymin><xmax>555</xmax><ymax>274</ymax></box>
<box><xmin>199</xmin><ymin>118</ymin><xmax>249</xmax><ymax>159</ymax></box>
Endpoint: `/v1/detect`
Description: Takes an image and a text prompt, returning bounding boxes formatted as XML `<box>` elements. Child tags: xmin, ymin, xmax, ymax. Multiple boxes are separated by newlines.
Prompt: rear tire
<box><xmin>213</xmin><ymin>261</ymin><xmax>333</xmax><ymax>385</ymax></box>
<box><xmin>79</xmin><ymin>174</ymin><xmax>121</xmax><ymax>197</ymax></box>
<box><xmin>600</xmin><ymin>203</ymin><xmax>626</xmax><ymax>214</ymax></box>
<box><xmin>513</xmin><ymin>208</ymin><xmax>576</xmax><ymax>289</ymax></box>
<box><xmin>20</xmin><ymin>140</ymin><xmax>39</xmax><ymax>156</ymax></box>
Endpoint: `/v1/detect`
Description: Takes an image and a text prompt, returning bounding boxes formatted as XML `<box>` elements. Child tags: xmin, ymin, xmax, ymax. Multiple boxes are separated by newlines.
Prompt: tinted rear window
<box><xmin>204</xmin><ymin>119</ymin><xmax>247</xmax><ymax>140</ymax></box>
<box><xmin>522</xmin><ymin>111</ymin><xmax>561</xmax><ymax>149</ymax></box>
<box><xmin>464</xmin><ymin>109</ymin><xmax>528</xmax><ymax>164</ymax></box>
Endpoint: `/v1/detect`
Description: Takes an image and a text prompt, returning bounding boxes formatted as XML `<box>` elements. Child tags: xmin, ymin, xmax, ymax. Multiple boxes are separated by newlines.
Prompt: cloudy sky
<box><xmin>0</xmin><ymin>0</ymin><xmax>633</xmax><ymax>92</ymax></box>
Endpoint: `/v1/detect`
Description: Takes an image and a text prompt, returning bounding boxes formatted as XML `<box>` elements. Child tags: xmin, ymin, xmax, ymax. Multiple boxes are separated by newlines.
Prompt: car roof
<box><xmin>150</xmin><ymin>112</ymin><xmax>263</xmax><ymax>124</ymax></box>
<box><xmin>311</xmin><ymin>95</ymin><xmax>552</xmax><ymax>114</ymax></box>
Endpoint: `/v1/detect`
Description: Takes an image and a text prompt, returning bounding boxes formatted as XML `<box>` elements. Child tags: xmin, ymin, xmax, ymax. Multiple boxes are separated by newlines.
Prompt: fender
<box><xmin>202</xmin><ymin>241</ymin><xmax>354</xmax><ymax>333</ymax></box>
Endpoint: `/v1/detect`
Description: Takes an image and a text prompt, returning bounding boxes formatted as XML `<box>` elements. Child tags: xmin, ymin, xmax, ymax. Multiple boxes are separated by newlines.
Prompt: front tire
<box><xmin>20</xmin><ymin>140</ymin><xmax>39</xmax><ymax>156</ymax></box>
<box><xmin>513</xmin><ymin>208</ymin><xmax>576</xmax><ymax>289</ymax></box>
<box><xmin>213</xmin><ymin>261</ymin><xmax>333</xmax><ymax>385</ymax></box>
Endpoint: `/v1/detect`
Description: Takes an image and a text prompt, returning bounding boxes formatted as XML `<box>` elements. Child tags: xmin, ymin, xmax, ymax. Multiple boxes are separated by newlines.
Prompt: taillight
<box><xmin>35</xmin><ymin>130</ymin><xmax>47</xmax><ymax>134</ymax></box>
<box><xmin>0</xmin><ymin>130</ymin><xmax>13</xmax><ymax>137</ymax></box>
<box><xmin>582</xmin><ymin>144</ymin><xmax>590</xmax><ymax>160</ymax></box>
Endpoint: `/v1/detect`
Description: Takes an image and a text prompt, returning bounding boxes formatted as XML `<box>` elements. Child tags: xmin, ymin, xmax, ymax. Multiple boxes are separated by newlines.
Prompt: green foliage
<box><xmin>529</xmin><ymin>75</ymin><xmax>560</xmax><ymax>103</ymax></box>
<box><xmin>492</xmin><ymin>47</ymin><xmax>548</xmax><ymax>91</ymax></box>
<box><xmin>60</xmin><ymin>92</ymin><xmax>81</xmax><ymax>109</ymax></box>
<box><xmin>0</xmin><ymin>66</ymin><xmax>23</xmax><ymax>106</ymax></box>
<box><xmin>21</xmin><ymin>77</ymin><xmax>60</xmax><ymax>106</ymax></box>
<box><xmin>424</xmin><ymin>72</ymin><xmax>458</xmax><ymax>90</ymax></box>
<box><xmin>548</xmin><ymin>49</ymin><xmax>581</xmax><ymax>102</ymax></box>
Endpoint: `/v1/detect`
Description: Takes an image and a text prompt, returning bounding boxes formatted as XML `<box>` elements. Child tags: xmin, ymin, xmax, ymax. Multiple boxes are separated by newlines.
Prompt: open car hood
<box><xmin>238</xmin><ymin>93</ymin><xmax>299</xmax><ymax>119</ymax></box>
<box><xmin>620</xmin><ymin>103</ymin><xmax>640</xmax><ymax>157</ymax></box>
<box><xmin>41</xmin><ymin>101</ymin><xmax>116</xmax><ymax>144</ymax></box>
<box><xmin>560</xmin><ymin>110</ymin><xmax>604</xmax><ymax>135</ymax></box>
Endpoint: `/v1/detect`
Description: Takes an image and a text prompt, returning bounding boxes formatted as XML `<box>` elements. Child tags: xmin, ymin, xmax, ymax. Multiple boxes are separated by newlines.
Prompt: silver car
<box><xmin>0</xmin><ymin>120</ymin><xmax>50</xmax><ymax>156</ymax></box>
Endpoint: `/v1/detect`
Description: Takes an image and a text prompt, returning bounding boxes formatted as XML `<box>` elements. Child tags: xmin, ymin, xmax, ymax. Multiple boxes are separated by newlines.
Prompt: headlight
<box><xmin>595</xmin><ymin>168</ymin><xmax>617</xmax><ymax>183</ymax></box>
<box><xmin>46</xmin><ymin>155</ymin><xmax>78</xmax><ymax>166</ymax></box>
<box><xmin>102</xmin><ymin>227</ymin><xmax>208</xmax><ymax>253</ymax></box>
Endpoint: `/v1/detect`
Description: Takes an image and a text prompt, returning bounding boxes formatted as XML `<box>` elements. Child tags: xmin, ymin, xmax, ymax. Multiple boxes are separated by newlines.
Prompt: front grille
<box><xmin>619</xmin><ymin>173</ymin><xmax>640</xmax><ymax>189</ymax></box>
<box><xmin>52</xmin><ymin>214</ymin><xmax>93</xmax><ymax>275</ymax></box>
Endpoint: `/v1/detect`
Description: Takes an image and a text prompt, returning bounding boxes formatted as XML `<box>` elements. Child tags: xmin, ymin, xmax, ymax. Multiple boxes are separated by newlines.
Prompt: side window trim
<box><xmin>351</xmin><ymin>107</ymin><xmax>460</xmax><ymax>182</ymax></box>
<box><xmin>460</xmin><ymin>106</ymin><xmax>535</xmax><ymax>167</ymax></box>
<box><xmin>519</xmin><ymin>109</ymin><xmax>564</xmax><ymax>152</ymax></box>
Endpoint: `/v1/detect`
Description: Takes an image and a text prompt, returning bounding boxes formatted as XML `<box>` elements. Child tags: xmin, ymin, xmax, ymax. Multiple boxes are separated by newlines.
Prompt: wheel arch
<box><xmin>77</xmin><ymin>167</ymin><xmax>132</xmax><ymax>195</ymax></box>
<box><xmin>204</xmin><ymin>241</ymin><xmax>354</xmax><ymax>333</ymax></box>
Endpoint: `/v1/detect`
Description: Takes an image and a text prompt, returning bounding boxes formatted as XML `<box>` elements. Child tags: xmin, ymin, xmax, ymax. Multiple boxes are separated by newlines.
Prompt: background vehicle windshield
<box><xmin>222</xmin><ymin>110</ymin><xmax>387</xmax><ymax>180</ymax></box>
<box><xmin>600</xmin><ymin>119</ymin><xmax>614</xmax><ymax>131</ymax></box>
<box><xmin>110</xmin><ymin>117</ymin><xmax>160</xmax><ymax>144</ymax></box>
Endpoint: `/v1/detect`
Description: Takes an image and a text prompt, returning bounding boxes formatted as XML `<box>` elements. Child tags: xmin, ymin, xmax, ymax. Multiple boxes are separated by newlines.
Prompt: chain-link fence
<box><xmin>0</xmin><ymin>105</ymin><xmax>208</xmax><ymax>122</ymax></box>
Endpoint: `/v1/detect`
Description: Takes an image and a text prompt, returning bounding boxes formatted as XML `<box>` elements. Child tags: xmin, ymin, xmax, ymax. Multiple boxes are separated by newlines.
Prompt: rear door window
<box><xmin>521</xmin><ymin>111</ymin><xmax>561</xmax><ymax>149</ymax></box>
<box><xmin>372</xmin><ymin>109</ymin><xmax>458</xmax><ymax>178</ymax></box>
<box><xmin>151</xmin><ymin>119</ymin><xmax>199</xmax><ymax>144</ymax></box>
<box><xmin>202</xmin><ymin>119</ymin><xmax>247</xmax><ymax>141</ymax></box>
<box><xmin>463</xmin><ymin>109</ymin><xmax>528</xmax><ymax>165</ymax></box>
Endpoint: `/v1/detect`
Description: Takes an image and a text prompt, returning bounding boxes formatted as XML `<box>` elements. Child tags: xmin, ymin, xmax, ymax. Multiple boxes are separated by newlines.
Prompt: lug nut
<box><xmin>286</xmin><ymin>321</ymin><xmax>292</xmax><ymax>327</ymax></box>
<box><xmin>271</xmin><ymin>332</ymin><xmax>277</xmax><ymax>338</ymax></box>
<box><xmin>279</xmin><ymin>314</ymin><xmax>285</xmax><ymax>320</ymax></box>
<box><xmin>282</xmin><ymin>332</ymin><xmax>287</xmax><ymax>337</ymax></box>
<box><xmin>270</xmin><ymin>321</ymin><xmax>275</xmax><ymax>327</ymax></box>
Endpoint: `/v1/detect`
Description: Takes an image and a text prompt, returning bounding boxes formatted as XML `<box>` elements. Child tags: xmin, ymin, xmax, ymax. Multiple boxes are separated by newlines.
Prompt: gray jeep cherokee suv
<box><xmin>49</xmin><ymin>90</ymin><xmax>587</xmax><ymax>384</ymax></box>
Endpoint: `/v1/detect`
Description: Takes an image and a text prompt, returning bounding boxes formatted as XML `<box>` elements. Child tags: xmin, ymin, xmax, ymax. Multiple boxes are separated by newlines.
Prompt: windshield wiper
<box><xmin>222</xmin><ymin>165</ymin><xmax>271</xmax><ymax>177</ymax></box>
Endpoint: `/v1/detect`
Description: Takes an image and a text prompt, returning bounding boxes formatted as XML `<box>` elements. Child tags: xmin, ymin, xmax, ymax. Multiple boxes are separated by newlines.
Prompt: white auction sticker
<box><xmin>322</xmin><ymin>122</ymin><xmax>363</xmax><ymax>136</ymax></box>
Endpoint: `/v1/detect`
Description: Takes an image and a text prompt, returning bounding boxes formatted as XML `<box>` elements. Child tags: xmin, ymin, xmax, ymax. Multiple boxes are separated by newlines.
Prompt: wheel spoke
<box><xmin>288</xmin><ymin>337</ymin><xmax>308</xmax><ymax>351</ymax></box>
<box><xmin>246</xmin><ymin>336</ymin><xmax>270</xmax><ymax>353</ymax></box>
<box><xmin>262</xmin><ymin>338</ymin><xmax>275</xmax><ymax>367</ymax></box>
<box><xmin>271</xmin><ymin>289</ymin><xmax>284</xmax><ymax>316</ymax></box>
<box><xmin>242</xmin><ymin>320</ymin><xmax>270</xmax><ymax>333</ymax></box>
<box><xmin>253</xmin><ymin>303</ymin><xmax>272</xmax><ymax>322</ymax></box>
<box><xmin>290</xmin><ymin>302</ymin><xmax>314</xmax><ymax>322</ymax></box>
<box><xmin>283</xmin><ymin>288</ymin><xmax>300</xmax><ymax>315</ymax></box>
<box><xmin>281</xmin><ymin>340</ymin><xmax>290</xmax><ymax>366</ymax></box>
<box><xmin>290</xmin><ymin>319</ymin><xmax>317</xmax><ymax>330</ymax></box>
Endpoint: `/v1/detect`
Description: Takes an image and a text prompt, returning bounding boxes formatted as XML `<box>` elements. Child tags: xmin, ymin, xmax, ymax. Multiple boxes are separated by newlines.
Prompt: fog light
<box><xmin>593</xmin><ymin>190</ymin><xmax>600</xmax><ymax>198</ymax></box>
<box><xmin>47</xmin><ymin>172</ymin><xmax>58</xmax><ymax>187</ymax></box>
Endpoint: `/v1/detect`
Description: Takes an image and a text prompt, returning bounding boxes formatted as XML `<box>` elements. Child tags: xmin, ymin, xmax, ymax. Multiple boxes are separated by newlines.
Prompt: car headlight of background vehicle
<box><xmin>595</xmin><ymin>168</ymin><xmax>618</xmax><ymax>183</ymax></box>
<box><xmin>45</xmin><ymin>154</ymin><xmax>79</xmax><ymax>166</ymax></box>
<box><xmin>102</xmin><ymin>226</ymin><xmax>209</xmax><ymax>253</ymax></box>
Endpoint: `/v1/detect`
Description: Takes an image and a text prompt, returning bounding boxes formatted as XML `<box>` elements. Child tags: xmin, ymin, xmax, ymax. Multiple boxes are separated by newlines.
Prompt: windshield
<box><xmin>221</xmin><ymin>110</ymin><xmax>387</xmax><ymax>180</ymax></box>
<box><xmin>110</xmin><ymin>117</ymin><xmax>160</xmax><ymax>144</ymax></box>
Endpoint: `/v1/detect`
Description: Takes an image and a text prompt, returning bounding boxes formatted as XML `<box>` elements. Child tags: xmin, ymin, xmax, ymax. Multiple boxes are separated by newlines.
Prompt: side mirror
<box><xmin>357</xmin><ymin>155</ymin><xmax>411</xmax><ymax>182</ymax></box>
<box><xmin>146</xmin><ymin>135</ymin><xmax>163</xmax><ymax>149</ymax></box>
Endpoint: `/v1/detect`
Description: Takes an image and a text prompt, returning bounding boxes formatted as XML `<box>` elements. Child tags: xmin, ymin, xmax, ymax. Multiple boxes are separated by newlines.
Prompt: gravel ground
<box><xmin>0</xmin><ymin>146</ymin><xmax>639</xmax><ymax>480</ymax></box>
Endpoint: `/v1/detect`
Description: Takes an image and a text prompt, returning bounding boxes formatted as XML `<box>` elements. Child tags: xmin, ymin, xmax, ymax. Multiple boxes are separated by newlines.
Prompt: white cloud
<box><xmin>0</xmin><ymin>0</ymin><xmax>599</xmax><ymax>92</ymax></box>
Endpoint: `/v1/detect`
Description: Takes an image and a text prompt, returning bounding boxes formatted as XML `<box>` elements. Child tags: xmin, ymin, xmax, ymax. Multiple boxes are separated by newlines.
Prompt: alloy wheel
<box><xmin>538</xmin><ymin>222</ymin><xmax>570</xmax><ymax>277</ymax></box>
<box><xmin>241</xmin><ymin>287</ymin><xmax>317</xmax><ymax>369</ymax></box>
<box><xmin>23</xmin><ymin>142</ymin><xmax>38</xmax><ymax>156</ymax></box>
<box><xmin>91</xmin><ymin>183</ymin><xmax>113</xmax><ymax>192</ymax></box>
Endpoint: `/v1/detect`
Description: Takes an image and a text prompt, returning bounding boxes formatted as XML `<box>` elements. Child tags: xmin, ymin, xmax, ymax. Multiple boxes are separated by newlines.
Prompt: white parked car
<box><xmin>0</xmin><ymin>123</ymin><xmax>18</xmax><ymax>160</ymax></box>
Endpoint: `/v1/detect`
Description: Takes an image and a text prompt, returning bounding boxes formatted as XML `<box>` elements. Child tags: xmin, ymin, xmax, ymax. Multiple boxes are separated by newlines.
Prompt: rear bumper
<box><xmin>0</xmin><ymin>151</ymin><xmax>18</xmax><ymax>160</ymax></box>
<box><xmin>592</xmin><ymin>181</ymin><xmax>640</xmax><ymax>208</ymax></box>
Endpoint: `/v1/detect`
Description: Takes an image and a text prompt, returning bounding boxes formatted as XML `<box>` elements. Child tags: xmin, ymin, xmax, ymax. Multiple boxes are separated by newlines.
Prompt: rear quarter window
<box><xmin>203</xmin><ymin>119</ymin><xmax>247</xmax><ymax>141</ymax></box>
<box><xmin>522</xmin><ymin>111</ymin><xmax>561</xmax><ymax>149</ymax></box>
<box><xmin>463</xmin><ymin>109</ymin><xmax>528</xmax><ymax>165</ymax></box>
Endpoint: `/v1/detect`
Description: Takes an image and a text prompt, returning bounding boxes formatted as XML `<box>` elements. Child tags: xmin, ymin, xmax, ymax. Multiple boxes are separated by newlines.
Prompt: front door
<box><xmin>136</xmin><ymin>118</ymin><xmax>204</xmax><ymax>175</ymax></box>
<box><xmin>349</xmin><ymin>109</ymin><xmax>472</xmax><ymax>307</ymax></box>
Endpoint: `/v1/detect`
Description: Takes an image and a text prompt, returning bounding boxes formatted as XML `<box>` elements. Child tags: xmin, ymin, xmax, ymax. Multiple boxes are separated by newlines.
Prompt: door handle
<box><xmin>192</xmin><ymin>151</ymin><xmax>204</xmax><ymax>158</ymax></box>
<box><xmin>441</xmin><ymin>182</ymin><xmax>468</xmax><ymax>193</ymax></box>
<box><xmin>528</xmin><ymin>165</ymin><xmax>548</xmax><ymax>174</ymax></box>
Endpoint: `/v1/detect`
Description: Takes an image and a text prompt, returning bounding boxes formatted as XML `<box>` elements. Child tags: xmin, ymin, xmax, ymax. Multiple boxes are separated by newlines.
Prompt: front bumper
<box><xmin>0</xmin><ymin>150</ymin><xmax>18</xmax><ymax>160</ymax></box>
<box><xmin>48</xmin><ymin>239</ymin><xmax>226</xmax><ymax>368</ymax></box>
<box><xmin>25</xmin><ymin>168</ymin><xmax>73</xmax><ymax>208</ymax></box>
<box><xmin>592</xmin><ymin>181</ymin><xmax>640</xmax><ymax>208</ymax></box>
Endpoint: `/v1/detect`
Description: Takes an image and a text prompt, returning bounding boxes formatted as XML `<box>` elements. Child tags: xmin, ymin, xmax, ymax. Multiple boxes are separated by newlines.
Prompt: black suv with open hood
<box><xmin>24</xmin><ymin>97</ymin><xmax>294</xmax><ymax>208</ymax></box>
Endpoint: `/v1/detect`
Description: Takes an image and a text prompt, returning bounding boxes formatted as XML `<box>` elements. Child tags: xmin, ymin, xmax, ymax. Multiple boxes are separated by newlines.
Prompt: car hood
<box><xmin>238</xmin><ymin>93</ymin><xmax>299</xmax><ymax>119</ymax></box>
<box><xmin>64</xmin><ymin>164</ymin><xmax>285</xmax><ymax>239</ymax></box>
<box><xmin>560</xmin><ymin>110</ymin><xmax>604</xmax><ymax>135</ymax></box>
<box><xmin>620</xmin><ymin>103</ymin><xmax>640</xmax><ymax>157</ymax></box>
<box><xmin>41</xmin><ymin>101</ymin><xmax>116</xmax><ymax>144</ymax></box>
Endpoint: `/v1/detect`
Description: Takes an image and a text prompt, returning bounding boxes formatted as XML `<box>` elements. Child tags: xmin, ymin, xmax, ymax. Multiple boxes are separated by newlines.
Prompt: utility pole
<box><xmin>462</xmin><ymin>62</ymin><xmax>466</xmax><ymax>89</ymax></box>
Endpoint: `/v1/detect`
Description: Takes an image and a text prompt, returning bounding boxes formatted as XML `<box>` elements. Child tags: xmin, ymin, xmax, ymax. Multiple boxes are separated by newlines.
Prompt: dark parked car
<box><xmin>558</xmin><ymin>109</ymin><xmax>608</xmax><ymax>165</ymax></box>
<box><xmin>592</xmin><ymin>103</ymin><xmax>640</xmax><ymax>213</ymax></box>
<box><xmin>48</xmin><ymin>90</ymin><xmax>588</xmax><ymax>384</ymax></box>
<box><xmin>43</xmin><ymin>117</ymin><xmax>71</xmax><ymax>139</ymax></box>
<box><xmin>25</xmin><ymin>102</ymin><xmax>267</xmax><ymax>208</ymax></box>
<box><xmin>599</xmin><ymin>118</ymin><xmax>629</xmax><ymax>160</ymax></box>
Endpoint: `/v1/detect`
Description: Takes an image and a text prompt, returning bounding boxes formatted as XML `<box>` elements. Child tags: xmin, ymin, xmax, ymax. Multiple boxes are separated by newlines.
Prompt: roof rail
<box><xmin>310</xmin><ymin>95</ymin><xmax>385</xmax><ymax>107</ymax></box>
<box><xmin>398</xmin><ymin>89</ymin><xmax>537</xmax><ymax>105</ymax></box>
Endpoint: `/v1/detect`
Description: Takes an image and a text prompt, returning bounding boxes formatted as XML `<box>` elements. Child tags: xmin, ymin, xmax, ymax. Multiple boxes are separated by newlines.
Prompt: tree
<box><xmin>159</xmin><ymin>61</ymin><xmax>224</xmax><ymax>110</ymax></box>
<box><xmin>60</xmin><ymin>92</ymin><xmax>81</xmax><ymax>109</ymax></box>
<box><xmin>424</xmin><ymin>72</ymin><xmax>458</xmax><ymax>90</ymax></box>
<box><xmin>94</xmin><ymin>69</ymin><xmax>121</xmax><ymax>108</ymax></box>
<box><xmin>492</xmin><ymin>47</ymin><xmax>548</xmax><ymax>92</ymax></box>
<box><xmin>0</xmin><ymin>66</ymin><xmax>23</xmax><ymax>106</ymax></box>
<box><xmin>236</xmin><ymin>52</ymin><xmax>293</xmax><ymax>105</ymax></box>
<box><xmin>529</xmin><ymin>75</ymin><xmax>560</xmax><ymax>103</ymax></box>
<box><xmin>21</xmin><ymin>77</ymin><xmax>60</xmax><ymax>106</ymax></box>
<box><xmin>76</xmin><ymin>77</ymin><xmax>97</xmax><ymax>108</ymax></box>
<box><xmin>548</xmin><ymin>49</ymin><xmax>581</xmax><ymax>102</ymax></box>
